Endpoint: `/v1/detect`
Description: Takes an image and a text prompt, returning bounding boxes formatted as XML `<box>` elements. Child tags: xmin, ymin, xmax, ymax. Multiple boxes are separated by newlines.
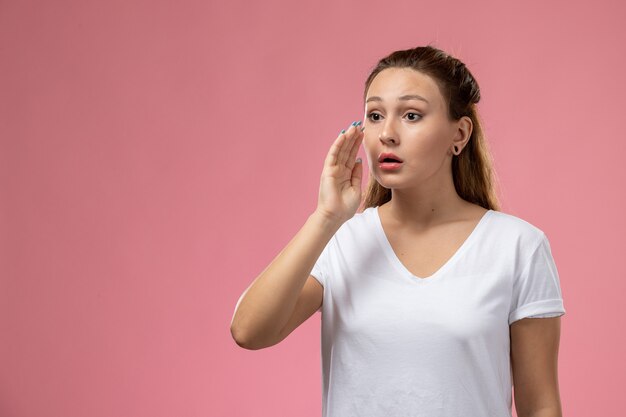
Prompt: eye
<box><xmin>366</xmin><ymin>112</ymin><xmax>382</xmax><ymax>122</ymax></box>
<box><xmin>366</xmin><ymin>111</ymin><xmax>422</xmax><ymax>122</ymax></box>
<box><xmin>406</xmin><ymin>112</ymin><xmax>422</xmax><ymax>121</ymax></box>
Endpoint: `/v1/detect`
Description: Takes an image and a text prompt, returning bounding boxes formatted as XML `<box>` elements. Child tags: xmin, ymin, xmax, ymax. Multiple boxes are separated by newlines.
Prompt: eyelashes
<box><xmin>366</xmin><ymin>112</ymin><xmax>423</xmax><ymax>122</ymax></box>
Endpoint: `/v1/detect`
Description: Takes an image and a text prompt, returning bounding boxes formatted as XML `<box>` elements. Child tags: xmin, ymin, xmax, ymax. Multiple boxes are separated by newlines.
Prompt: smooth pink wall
<box><xmin>1</xmin><ymin>0</ymin><xmax>623</xmax><ymax>416</ymax></box>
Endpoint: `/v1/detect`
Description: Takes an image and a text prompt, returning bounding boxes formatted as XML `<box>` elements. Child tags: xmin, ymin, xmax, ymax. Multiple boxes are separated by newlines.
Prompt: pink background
<box><xmin>1</xmin><ymin>0</ymin><xmax>623</xmax><ymax>416</ymax></box>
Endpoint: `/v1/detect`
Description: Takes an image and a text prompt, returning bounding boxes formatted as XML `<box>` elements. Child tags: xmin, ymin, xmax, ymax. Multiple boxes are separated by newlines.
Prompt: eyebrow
<box><xmin>365</xmin><ymin>94</ymin><xmax>429</xmax><ymax>104</ymax></box>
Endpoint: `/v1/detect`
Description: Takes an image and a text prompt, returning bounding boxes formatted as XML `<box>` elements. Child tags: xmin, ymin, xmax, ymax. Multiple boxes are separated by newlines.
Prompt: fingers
<box><xmin>326</xmin><ymin>125</ymin><xmax>350</xmax><ymax>167</ymax></box>
<box><xmin>326</xmin><ymin>121</ymin><xmax>361</xmax><ymax>167</ymax></box>
<box><xmin>338</xmin><ymin>122</ymin><xmax>362</xmax><ymax>167</ymax></box>
<box><xmin>325</xmin><ymin>120</ymin><xmax>354</xmax><ymax>166</ymax></box>
<box><xmin>346</xmin><ymin>127</ymin><xmax>364</xmax><ymax>169</ymax></box>
<box><xmin>351</xmin><ymin>155</ymin><xmax>363</xmax><ymax>188</ymax></box>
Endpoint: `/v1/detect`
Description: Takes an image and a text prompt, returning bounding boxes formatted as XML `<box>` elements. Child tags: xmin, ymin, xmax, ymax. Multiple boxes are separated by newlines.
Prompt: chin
<box><xmin>373</xmin><ymin>176</ymin><xmax>405</xmax><ymax>189</ymax></box>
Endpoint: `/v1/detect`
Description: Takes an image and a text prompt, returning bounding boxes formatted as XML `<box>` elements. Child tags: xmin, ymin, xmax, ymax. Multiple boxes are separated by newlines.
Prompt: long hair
<box><xmin>360</xmin><ymin>45</ymin><xmax>501</xmax><ymax>212</ymax></box>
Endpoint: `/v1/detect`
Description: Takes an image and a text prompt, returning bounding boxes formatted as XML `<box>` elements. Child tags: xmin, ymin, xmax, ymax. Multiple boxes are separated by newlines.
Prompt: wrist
<box><xmin>309</xmin><ymin>210</ymin><xmax>343</xmax><ymax>233</ymax></box>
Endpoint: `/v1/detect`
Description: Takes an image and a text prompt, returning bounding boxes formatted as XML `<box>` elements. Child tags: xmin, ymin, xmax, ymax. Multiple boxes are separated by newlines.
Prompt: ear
<box><xmin>451</xmin><ymin>116</ymin><xmax>473</xmax><ymax>152</ymax></box>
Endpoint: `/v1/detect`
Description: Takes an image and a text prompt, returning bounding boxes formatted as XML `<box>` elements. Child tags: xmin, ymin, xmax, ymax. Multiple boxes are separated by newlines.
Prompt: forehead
<box><xmin>366</xmin><ymin>67</ymin><xmax>441</xmax><ymax>107</ymax></box>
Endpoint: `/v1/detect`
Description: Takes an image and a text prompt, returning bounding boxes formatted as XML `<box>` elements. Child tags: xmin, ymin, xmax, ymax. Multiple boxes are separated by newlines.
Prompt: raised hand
<box><xmin>315</xmin><ymin>121</ymin><xmax>365</xmax><ymax>225</ymax></box>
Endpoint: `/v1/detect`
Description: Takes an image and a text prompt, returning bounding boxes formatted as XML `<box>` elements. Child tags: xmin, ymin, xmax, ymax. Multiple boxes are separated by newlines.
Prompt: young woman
<box><xmin>231</xmin><ymin>45</ymin><xmax>566</xmax><ymax>417</ymax></box>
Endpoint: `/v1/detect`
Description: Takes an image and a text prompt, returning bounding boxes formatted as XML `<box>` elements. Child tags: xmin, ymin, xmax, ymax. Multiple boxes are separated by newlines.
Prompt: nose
<box><xmin>378</xmin><ymin>119</ymin><xmax>398</xmax><ymax>145</ymax></box>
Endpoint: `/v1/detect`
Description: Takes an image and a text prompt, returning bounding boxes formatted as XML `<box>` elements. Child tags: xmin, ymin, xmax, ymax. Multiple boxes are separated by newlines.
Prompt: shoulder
<box><xmin>327</xmin><ymin>207</ymin><xmax>377</xmax><ymax>245</ymax></box>
<box><xmin>339</xmin><ymin>206</ymin><xmax>376</xmax><ymax>231</ymax></box>
<box><xmin>487</xmin><ymin>209</ymin><xmax>546</xmax><ymax>249</ymax></box>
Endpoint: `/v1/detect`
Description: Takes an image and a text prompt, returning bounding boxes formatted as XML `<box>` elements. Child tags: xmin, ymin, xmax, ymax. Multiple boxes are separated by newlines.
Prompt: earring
<box><xmin>453</xmin><ymin>145</ymin><xmax>459</xmax><ymax>155</ymax></box>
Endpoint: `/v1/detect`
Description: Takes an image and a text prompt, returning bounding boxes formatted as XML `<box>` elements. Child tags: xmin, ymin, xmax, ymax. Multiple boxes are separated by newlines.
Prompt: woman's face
<box><xmin>362</xmin><ymin>67</ymin><xmax>466</xmax><ymax>189</ymax></box>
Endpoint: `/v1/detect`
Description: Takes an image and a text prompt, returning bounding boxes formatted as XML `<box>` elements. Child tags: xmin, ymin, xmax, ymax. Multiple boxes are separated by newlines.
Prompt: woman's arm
<box><xmin>510</xmin><ymin>316</ymin><xmax>563</xmax><ymax>417</ymax></box>
<box><xmin>230</xmin><ymin>121</ymin><xmax>364</xmax><ymax>349</ymax></box>
<box><xmin>230</xmin><ymin>211</ymin><xmax>340</xmax><ymax>349</ymax></box>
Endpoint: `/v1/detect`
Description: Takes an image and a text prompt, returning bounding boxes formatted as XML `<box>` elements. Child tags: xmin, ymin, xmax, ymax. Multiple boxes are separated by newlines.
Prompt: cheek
<box><xmin>418</xmin><ymin>137</ymin><xmax>444</xmax><ymax>155</ymax></box>
<box><xmin>361</xmin><ymin>129</ymin><xmax>447</xmax><ymax>164</ymax></box>
<box><xmin>362</xmin><ymin>135</ymin><xmax>376</xmax><ymax>157</ymax></box>
<box><xmin>409</xmin><ymin>126</ymin><xmax>450</xmax><ymax>153</ymax></box>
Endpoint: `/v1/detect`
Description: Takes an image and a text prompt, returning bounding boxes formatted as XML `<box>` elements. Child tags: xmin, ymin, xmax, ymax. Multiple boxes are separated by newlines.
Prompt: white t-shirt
<box><xmin>310</xmin><ymin>206</ymin><xmax>565</xmax><ymax>417</ymax></box>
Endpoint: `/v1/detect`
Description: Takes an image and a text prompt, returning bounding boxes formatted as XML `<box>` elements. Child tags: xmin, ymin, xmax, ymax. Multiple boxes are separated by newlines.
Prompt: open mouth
<box><xmin>379</xmin><ymin>160</ymin><xmax>403</xmax><ymax>170</ymax></box>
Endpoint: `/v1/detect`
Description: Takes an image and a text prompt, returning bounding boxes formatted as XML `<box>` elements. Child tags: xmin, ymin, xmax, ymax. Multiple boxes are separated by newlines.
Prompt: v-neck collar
<box><xmin>369</xmin><ymin>206</ymin><xmax>493</xmax><ymax>284</ymax></box>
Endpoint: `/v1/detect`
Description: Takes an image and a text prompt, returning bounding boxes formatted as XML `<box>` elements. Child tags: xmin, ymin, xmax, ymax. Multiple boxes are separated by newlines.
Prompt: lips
<box><xmin>378</xmin><ymin>152</ymin><xmax>403</xmax><ymax>163</ymax></box>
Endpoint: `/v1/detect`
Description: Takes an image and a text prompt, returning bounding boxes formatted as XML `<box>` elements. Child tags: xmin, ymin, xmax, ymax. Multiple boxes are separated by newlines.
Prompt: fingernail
<box><xmin>356</xmin><ymin>157</ymin><xmax>362</xmax><ymax>163</ymax></box>
<box><xmin>340</xmin><ymin>129</ymin><xmax>345</xmax><ymax>134</ymax></box>
<box><xmin>360</xmin><ymin>126</ymin><xmax>365</xmax><ymax>132</ymax></box>
<box><xmin>351</xmin><ymin>121</ymin><xmax>356</xmax><ymax>126</ymax></box>
<box><xmin>355</xmin><ymin>121</ymin><xmax>361</xmax><ymax>126</ymax></box>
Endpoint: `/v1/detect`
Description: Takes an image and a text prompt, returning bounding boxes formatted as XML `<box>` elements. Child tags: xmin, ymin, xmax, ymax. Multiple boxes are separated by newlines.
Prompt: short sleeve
<box><xmin>310</xmin><ymin>253</ymin><xmax>326</xmax><ymax>289</ymax></box>
<box><xmin>310</xmin><ymin>237</ymin><xmax>334</xmax><ymax>313</ymax></box>
<box><xmin>509</xmin><ymin>232</ymin><xmax>566</xmax><ymax>325</ymax></box>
